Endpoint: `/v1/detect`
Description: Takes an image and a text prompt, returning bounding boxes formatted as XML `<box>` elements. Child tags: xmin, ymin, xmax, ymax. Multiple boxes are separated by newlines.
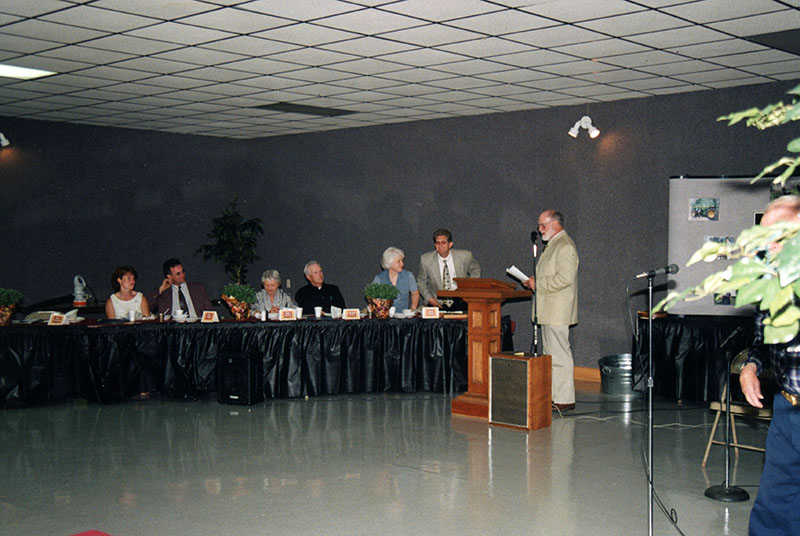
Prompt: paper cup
<box><xmin>314</xmin><ymin>306</ymin><xmax>323</xmax><ymax>318</ymax></box>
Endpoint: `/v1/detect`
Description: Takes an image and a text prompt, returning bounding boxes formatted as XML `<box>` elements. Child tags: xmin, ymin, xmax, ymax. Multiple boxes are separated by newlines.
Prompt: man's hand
<box><xmin>158</xmin><ymin>277</ymin><xmax>171</xmax><ymax>295</ymax></box>
<box><xmin>428</xmin><ymin>297</ymin><xmax>441</xmax><ymax>307</ymax></box>
<box><xmin>739</xmin><ymin>363</ymin><xmax>764</xmax><ymax>408</ymax></box>
<box><xmin>522</xmin><ymin>277</ymin><xmax>535</xmax><ymax>291</ymax></box>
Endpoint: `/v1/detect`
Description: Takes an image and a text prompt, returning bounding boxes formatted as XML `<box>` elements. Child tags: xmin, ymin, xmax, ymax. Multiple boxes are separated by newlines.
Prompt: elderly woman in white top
<box><xmin>371</xmin><ymin>247</ymin><xmax>420</xmax><ymax>312</ymax></box>
<box><xmin>105</xmin><ymin>265</ymin><xmax>151</xmax><ymax>320</ymax></box>
<box><xmin>253</xmin><ymin>269</ymin><xmax>297</xmax><ymax>314</ymax></box>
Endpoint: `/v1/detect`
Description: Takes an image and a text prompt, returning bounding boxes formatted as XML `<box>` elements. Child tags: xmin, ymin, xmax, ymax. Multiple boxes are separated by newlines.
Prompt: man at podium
<box><xmin>523</xmin><ymin>210</ymin><xmax>579</xmax><ymax>411</ymax></box>
<box><xmin>417</xmin><ymin>228</ymin><xmax>481</xmax><ymax>310</ymax></box>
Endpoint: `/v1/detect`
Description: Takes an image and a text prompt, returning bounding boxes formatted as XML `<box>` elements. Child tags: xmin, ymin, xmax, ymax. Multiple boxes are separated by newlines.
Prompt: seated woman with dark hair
<box><xmin>253</xmin><ymin>269</ymin><xmax>296</xmax><ymax>314</ymax></box>
<box><xmin>372</xmin><ymin>247</ymin><xmax>419</xmax><ymax>312</ymax></box>
<box><xmin>105</xmin><ymin>265</ymin><xmax>151</xmax><ymax>320</ymax></box>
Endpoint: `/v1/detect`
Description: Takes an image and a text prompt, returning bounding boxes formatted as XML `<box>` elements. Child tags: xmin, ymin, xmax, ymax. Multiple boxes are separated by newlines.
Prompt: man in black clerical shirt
<box><xmin>295</xmin><ymin>260</ymin><xmax>346</xmax><ymax>315</ymax></box>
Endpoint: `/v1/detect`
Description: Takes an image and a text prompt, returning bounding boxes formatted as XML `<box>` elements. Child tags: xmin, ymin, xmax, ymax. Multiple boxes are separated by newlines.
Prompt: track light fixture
<box><xmin>0</xmin><ymin>132</ymin><xmax>9</xmax><ymax>147</ymax></box>
<box><xmin>568</xmin><ymin>115</ymin><xmax>599</xmax><ymax>139</ymax></box>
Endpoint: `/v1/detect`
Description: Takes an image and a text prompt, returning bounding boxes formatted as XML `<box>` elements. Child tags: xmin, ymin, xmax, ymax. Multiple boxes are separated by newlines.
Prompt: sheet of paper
<box><xmin>506</xmin><ymin>265</ymin><xmax>529</xmax><ymax>282</ymax></box>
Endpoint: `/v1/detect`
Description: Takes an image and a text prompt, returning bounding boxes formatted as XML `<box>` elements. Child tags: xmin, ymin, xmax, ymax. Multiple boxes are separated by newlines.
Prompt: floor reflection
<box><xmin>0</xmin><ymin>390</ymin><xmax>768</xmax><ymax>535</ymax></box>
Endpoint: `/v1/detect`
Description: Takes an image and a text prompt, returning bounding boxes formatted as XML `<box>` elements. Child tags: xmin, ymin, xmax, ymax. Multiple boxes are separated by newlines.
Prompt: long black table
<box><xmin>0</xmin><ymin>317</ymin><xmax>513</xmax><ymax>406</ymax></box>
<box><xmin>634</xmin><ymin>314</ymin><xmax>754</xmax><ymax>403</ymax></box>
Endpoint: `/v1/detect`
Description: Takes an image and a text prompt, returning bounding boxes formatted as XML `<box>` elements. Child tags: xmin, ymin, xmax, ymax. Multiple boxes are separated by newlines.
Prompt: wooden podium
<box><xmin>440</xmin><ymin>278</ymin><xmax>530</xmax><ymax>419</ymax></box>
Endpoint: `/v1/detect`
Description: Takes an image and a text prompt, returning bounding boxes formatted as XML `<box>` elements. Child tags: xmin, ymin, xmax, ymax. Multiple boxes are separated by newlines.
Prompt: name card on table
<box><xmin>421</xmin><ymin>307</ymin><xmax>440</xmax><ymax>319</ymax></box>
<box><xmin>201</xmin><ymin>310</ymin><xmax>219</xmax><ymax>323</ymax></box>
<box><xmin>343</xmin><ymin>308</ymin><xmax>361</xmax><ymax>321</ymax></box>
<box><xmin>279</xmin><ymin>308</ymin><xmax>297</xmax><ymax>321</ymax></box>
<box><xmin>48</xmin><ymin>313</ymin><xmax>67</xmax><ymax>326</ymax></box>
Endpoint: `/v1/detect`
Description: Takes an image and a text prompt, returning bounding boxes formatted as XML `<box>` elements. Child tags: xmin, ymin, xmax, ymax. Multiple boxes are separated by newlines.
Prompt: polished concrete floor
<box><xmin>1</xmin><ymin>384</ymin><xmax>769</xmax><ymax>536</ymax></box>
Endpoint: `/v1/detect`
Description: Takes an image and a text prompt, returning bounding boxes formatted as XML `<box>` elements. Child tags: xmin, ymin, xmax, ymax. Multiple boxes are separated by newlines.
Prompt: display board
<box><xmin>667</xmin><ymin>177</ymin><xmax>771</xmax><ymax>316</ymax></box>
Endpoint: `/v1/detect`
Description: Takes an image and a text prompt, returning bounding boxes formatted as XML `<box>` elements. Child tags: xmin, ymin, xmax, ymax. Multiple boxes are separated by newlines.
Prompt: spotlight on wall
<box><xmin>0</xmin><ymin>132</ymin><xmax>9</xmax><ymax>147</ymax></box>
<box><xmin>568</xmin><ymin>116</ymin><xmax>600</xmax><ymax>139</ymax></box>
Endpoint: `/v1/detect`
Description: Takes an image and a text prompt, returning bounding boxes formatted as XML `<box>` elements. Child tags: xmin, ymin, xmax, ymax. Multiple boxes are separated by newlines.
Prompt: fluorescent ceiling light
<box><xmin>0</xmin><ymin>64</ymin><xmax>56</xmax><ymax>80</ymax></box>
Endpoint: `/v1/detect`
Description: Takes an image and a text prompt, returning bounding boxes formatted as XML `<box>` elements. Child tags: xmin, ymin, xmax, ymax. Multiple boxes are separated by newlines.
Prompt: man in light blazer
<box><xmin>523</xmin><ymin>210</ymin><xmax>579</xmax><ymax>411</ymax></box>
<box><xmin>417</xmin><ymin>228</ymin><xmax>481</xmax><ymax>309</ymax></box>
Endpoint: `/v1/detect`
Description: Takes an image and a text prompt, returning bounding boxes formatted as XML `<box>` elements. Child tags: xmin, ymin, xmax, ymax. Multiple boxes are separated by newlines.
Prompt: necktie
<box><xmin>178</xmin><ymin>285</ymin><xmax>189</xmax><ymax>313</ymax></box>
<box><xmin>442</xmin><ymin>262</ymin><xmax>453</xmax><ymax>308</ymax></box>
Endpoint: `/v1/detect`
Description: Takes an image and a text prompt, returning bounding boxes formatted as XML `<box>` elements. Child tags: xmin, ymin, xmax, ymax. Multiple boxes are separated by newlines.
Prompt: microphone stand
<box><xmin>646</xmin><ymin>274</ymin><xmax>654</xmax><ymax>536</ymax></box>
<box><xmin>705</xmin><ymin>328</ymin><xmax>749</xmax><ymax>502</ymax></box>
<box><xmin>529</xmin><ymin>236</ymin><xmax>540</xmax><ymax>355</ymax></box>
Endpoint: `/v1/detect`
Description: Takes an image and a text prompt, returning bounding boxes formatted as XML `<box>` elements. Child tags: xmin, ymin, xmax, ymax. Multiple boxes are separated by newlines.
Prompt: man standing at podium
<box><xmin>417</xmin><ymin>228</ymin><xmax>481</xmax><ymax>310</ymax></box>
<box><xmin>523</xmin><ymin>210</ymin><xmax>579</xmax><ymax>411</ymax></box>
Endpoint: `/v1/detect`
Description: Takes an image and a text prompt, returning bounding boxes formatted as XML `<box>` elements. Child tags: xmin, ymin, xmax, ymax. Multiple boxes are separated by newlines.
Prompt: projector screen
<box><xmin>667</xmin><ymin>176</ymin><xmax>771</xmax><ymax>316</ymax></box>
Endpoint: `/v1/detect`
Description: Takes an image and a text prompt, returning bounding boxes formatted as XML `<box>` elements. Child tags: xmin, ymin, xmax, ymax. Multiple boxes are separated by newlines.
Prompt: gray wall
<box><xmin>1</xmin><ymin>80</ymin><xmax>797</xmax><ymax>368</ymax></box>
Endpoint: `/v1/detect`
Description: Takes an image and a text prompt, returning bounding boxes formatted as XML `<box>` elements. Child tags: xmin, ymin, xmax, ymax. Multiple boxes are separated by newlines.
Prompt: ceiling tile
<box><xmin>320</xmin><ymin>36</ymin><xmax>417</xmax><ymax>56</ymax></box>
<box><xmin>663</xmin><ymin>0</ymin><xmax>787</xmax><ymax>24</ymax></box>
<box><xmin>242</xmin><ymin>0</ymin><xmax>361</xmax><ymax>22</ymax></box>
<box><xmin>127</xmin><ymin>22</ymin><xmax>234</xmax><ymax>46</ymax></box>
<box><xmin>520</xmin><ymin>0</ymin><xmax>645</xmax><ymax>22</ymax></box>
<box><xmin>1</xmin><ymin>19</ymin><xmax>108</xmax><ymax>44</ymax></box>
<box><xmin>552</xmin><ymin>38</ymin><xmax>651</xmax><ymax>59</ymax></box>
<box><xmin>0</xmin><ymin>0</ymin><xmax>71</xmax><ymax>18</ymax></box>
<box><xmin>380</xmin><ymin>0</ymin><xmax>500</xmax><ymax>22</ymax></box>
<box><xmin>579</xmin><ymin>10</ymin><xmax>690</xmax><ymax>36</ymax></box>
<box><xmin>446</xmin><ymin>10</ymin><xmax>555</xmax><ymax>35</ymax></box>
<box><xmin>505</xmin><ymin>25</ymin><xmax>607</xmax><ymax>48</ymax></box>
<box><xmin>40</xmin><ymin>5</ymin><xmax>160</xmax><ymax>33</ymax></box>
<box><xmin>253</xmin><ymin>23</ymin><xmax>360</xmax><ymax>46</ymax></box>
<box><xmin>316</xmin><ymin>9</ymin><xmax>423</xmax><ymax>35</ymax></box>
<box><xmin>708</xmin><ymin>10</ymin><xmax>800</xmax><ymax>36</ymax></box>
<box><xmin>179</xmin><ymin>7</ymin><xmax>290</xmax><ymax>34</ymax></box>
<box><xmin>380</xmin><ymin>23</ymin><xmax>483</xmax><ymax>47</ymax></box>
<box><xmin>379</xmin><ymin>48</ymin><xmax>466</xmax><ymax>67</ymax></box>
<box><xmin>435</xmin><ymin>37</ymin><xmax>531</xmax><ymax>57</ymax></box>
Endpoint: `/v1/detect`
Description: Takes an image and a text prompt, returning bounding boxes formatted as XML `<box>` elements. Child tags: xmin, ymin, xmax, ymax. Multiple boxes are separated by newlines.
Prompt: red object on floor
<box><xmin>68</xmin><ymin>531</ymin><xmax>113</xmax><ymax>536</ymax></box>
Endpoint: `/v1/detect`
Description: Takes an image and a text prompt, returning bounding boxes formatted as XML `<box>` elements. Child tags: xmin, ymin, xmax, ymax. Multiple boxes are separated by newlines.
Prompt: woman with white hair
<box><xmin>253</xmin><ymin>269</ymin><xmax>296</xmax><ymax>314</ymax></box>
<box><xmin>371</xmin><ymin>247</ymin><xmax>419</xmax><ymax>312</ymax></box>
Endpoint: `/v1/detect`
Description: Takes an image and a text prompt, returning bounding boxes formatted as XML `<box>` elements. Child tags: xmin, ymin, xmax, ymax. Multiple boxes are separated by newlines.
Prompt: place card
<box><xmin>279</xmin><ymin>308</ymin><xmax>297</xmax><ymax>321</ymax></box>
<box><xmin>48</xmin><ymin>313</ymin><xmax>67</xmax><ymax>326</ymax></box>
<box><xmin>421</xmin><ymin>307</ymin><xmax>440</xmax><ymax>319</ymax></box>
<box><xmin>343</xmin><ymin>308</ymin><xmax>360</xmax><ymax>321</ymax></box>
<box><xmin>201</xmin><ymin>310</ymin><xmax>219</xmax><ymax>323</ymax></box>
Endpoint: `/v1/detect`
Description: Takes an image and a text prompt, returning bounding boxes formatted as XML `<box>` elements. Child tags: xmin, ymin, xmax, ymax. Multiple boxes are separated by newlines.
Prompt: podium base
<box><xmin>451</xmin><ymin>392</ymin><xmax>488</xmax><ymax>419</ymax></box>
<box><xmin>704</xmin><ymin>485</ymin><xmax>750</xmax><ymax>502</ymax></box>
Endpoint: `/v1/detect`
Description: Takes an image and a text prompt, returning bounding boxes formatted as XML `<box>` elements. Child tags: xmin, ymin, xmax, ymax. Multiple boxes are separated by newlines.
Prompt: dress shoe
<box><xmin>552</xmin><ymin>402</ymin><xmax>575</xmax><ymax>411</ymax></box>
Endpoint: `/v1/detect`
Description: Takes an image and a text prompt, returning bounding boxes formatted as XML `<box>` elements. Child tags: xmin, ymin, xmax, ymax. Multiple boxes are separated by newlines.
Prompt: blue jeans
<box><xmin>749</xmin><ymin>393</ymin><xmax>800</xmax><ymax>535</ymax></box>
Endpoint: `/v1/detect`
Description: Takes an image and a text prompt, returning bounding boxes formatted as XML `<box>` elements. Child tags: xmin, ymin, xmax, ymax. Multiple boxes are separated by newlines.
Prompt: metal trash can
<box><xmin>598</xmin><ymin>353</ymin><xmax>639</xmax><ymax>396</ymax></box>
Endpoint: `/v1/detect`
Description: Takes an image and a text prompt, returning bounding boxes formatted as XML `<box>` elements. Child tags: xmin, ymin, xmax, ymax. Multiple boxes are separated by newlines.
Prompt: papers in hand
<box><xmin>506</xmin><ymin>265</ymin><xmax>529</xmax><ymax>283</ymax></box>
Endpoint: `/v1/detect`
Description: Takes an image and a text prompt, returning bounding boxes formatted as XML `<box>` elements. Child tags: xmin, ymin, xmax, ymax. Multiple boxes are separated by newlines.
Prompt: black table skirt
<box><xmin>634</xmin><ymin>315</ymin><xmax>754</xmax><ymax>402</ymax></box>
<box><xmin>1</xmin><ymin>317</ymin><xmax>513</xmax><ymax>406</ymax></box>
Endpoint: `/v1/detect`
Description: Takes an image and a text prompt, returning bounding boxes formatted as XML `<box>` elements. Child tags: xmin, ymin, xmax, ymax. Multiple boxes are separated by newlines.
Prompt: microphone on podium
<box><xmin>635</xmin><ymin>264</ymin><xmax>679</xmax><ymax>279</ymax></box>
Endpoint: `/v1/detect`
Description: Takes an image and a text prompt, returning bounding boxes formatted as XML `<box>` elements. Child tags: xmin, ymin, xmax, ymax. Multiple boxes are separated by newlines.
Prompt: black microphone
<box><xmin>530</xmin><ymin>231</ymin><xmax>539</xmax><ymax>243</ymax></box>
<box><xmin>635</xmin><ymin>264</ymin><xmax>679</xmax><ymax>279</ymax></box>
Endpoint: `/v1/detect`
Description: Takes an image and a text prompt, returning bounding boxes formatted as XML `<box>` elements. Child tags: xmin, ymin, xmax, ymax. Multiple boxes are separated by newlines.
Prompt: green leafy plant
<box><xmin>655</xmin><ymin>83</ymin><xmax>800</xmax><ymax>344</ymax></box>
<box><xmin>0</xmin><ymin>288</ymin><xmax>23</xmax><ymax>306</ymax></box>
<box><xmin>196</xmin><ymin>198</ymin><xmax>264</xmax><ymax>284</ymax></box>
<box><xmin>364</xmin><ymin>283</ymin><xmax>400</xmax><ymax>300</ymax></box>
<box><xmin>221</xmin><ymin>282</ymin><xmax>257</xmax><ymax>305</ymax></box>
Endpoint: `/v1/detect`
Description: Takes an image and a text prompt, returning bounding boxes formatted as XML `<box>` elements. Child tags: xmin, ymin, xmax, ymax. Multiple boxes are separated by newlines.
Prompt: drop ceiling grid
<box><xmin>0</xmin><ymin>0</ymin><xmax>797</xmax><ymax>138</ymax></box>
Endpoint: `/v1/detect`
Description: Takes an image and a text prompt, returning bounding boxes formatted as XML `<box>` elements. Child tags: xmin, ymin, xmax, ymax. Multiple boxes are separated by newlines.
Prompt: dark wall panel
<box><xmin>1</xmin><ymin>80</ymin><xmax>797</xmax><ymax>368</ymax></box>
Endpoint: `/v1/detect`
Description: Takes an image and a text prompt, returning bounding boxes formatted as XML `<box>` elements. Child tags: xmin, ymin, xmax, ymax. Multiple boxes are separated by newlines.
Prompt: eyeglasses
<box><xmin>537</xmin><ymin>220</ymin><xmax>552</xmax><ymax>229</ymax></box>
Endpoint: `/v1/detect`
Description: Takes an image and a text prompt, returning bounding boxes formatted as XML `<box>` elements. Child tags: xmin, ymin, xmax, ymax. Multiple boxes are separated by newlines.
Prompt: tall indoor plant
<box><xmin>656</xmin><ymin>83</ymin><xmax>800</xmax><ymax>344</ymax></box>
<box><xmin>196</xmin><ymin>198</ymin><xmax>264</xmax><ymax>285</ymax></box>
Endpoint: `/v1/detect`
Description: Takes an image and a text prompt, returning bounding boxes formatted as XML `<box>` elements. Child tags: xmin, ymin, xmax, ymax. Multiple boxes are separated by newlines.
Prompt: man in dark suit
<box><xmin>295</xmin><ymin>260</ymin><xmax>346</xmax><ymax>315</ymax></box>
<box><xmin>147</xmin><ymin>258</ymin><xmax>213</xmax><ymax>319</ymax></box>
<box><xmin>417</xmin><ymin>228</ymin><xmax>481</xmax><ymax>310</ymax></box>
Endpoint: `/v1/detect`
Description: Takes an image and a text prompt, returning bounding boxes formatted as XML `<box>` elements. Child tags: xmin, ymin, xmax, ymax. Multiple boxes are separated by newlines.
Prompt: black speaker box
<box><xmin>218</xmin><ymin>351</ymin><xmax>264</xmax><ymax>405</ymax></box>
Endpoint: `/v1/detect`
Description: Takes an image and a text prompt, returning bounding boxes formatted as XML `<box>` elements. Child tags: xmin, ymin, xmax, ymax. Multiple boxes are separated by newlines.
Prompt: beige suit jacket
<box><xmin>534</xmin><ymin>230</ymin><xmax>578</xmax><ymax>326</ymax></box>
<box><xmin>417</xmin><ymin>249</ymin><xmax>481</xmax><ymax>304</ymax></box>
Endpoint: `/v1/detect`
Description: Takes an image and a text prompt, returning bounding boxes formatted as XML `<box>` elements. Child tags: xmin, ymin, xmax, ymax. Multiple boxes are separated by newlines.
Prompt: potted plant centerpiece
<box><xmin>222</xmin><ymin>282</ymin><xmax>257</xmax><ymax>321</ymax></box>
<box><xmin>0</xmin><ymin>288</ymin><xmax>22</xmax><ymax>326</ymax></box>
<box><xmin>364</xmin><ymin>283</ymin><xmax>400</xmax><ymax>319</ymax></box>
